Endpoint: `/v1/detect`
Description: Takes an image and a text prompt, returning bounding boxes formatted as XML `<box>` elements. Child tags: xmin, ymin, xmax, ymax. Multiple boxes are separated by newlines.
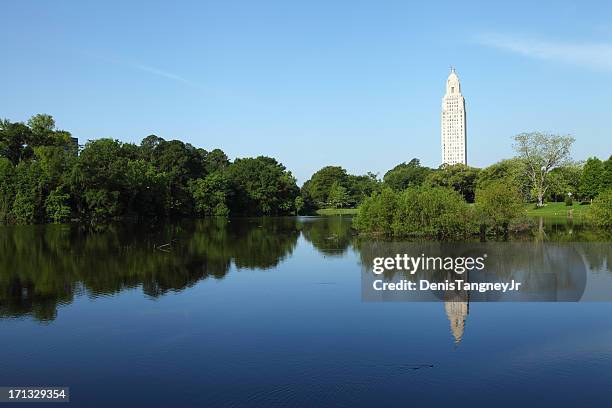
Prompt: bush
<box><xmin>353</xmin><ymin>188</ymin><xmax>398</xmax><ymax>234</ymax></box>
<box><xmin>589</xmin><ymin>189</ymin><xmax>612</xmax><ymax>228</ymax></box>
<box><xmin>11</xmin><ymin>191</ymin><xmax>36</xmax><ymax>224</ymax></box>
<box><xmin>564</xmin><ymin>195</ymin><xmax>573</xmax><ymax>206</ymax></box>
<box><xmin>45</xmin><ymin>187</ymin><xmax>71</xmax><ymax>223</ymax></box>
<box><xmin>355</xmin><ymin>186</ymin><xmax>475</xmax><ymax>239</ymax></box>
<box><xmin>190</xmin><ymin>172</ymin><xmax>230</xmax><ymax>217</ymax></box>
<box><xmin>475</xmin><ymin>181</ymin><xmax>524</xmax><ymax>235</ymax></box>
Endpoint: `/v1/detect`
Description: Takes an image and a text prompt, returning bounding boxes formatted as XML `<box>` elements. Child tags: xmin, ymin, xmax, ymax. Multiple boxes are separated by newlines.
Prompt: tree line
<box><xmin>353</xmin><ymin>133</ymin><xmax>612</xmax><ymax>237</ymax></box>
<box><xmin>1</xmin><ymin>114</ymin><xmax>302</xmax><ymax>224</ymax></box>
<box><xmin>1</xmin><ymin>115</ymin><xmax>611</xmax><ymax>225</ymax></box>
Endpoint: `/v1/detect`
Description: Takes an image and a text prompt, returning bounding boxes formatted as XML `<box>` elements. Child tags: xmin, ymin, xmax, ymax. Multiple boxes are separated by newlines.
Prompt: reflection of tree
<box><xmin>0</xmin><ymin>218</ymin><xmax>299</xmax><ymax>321</ymax></box>
<box><xmin>299</xmin><ymin>217</ymin><xmax>353</xmax><ymax>256</ymax></box>
<box><xmin>530</xmin><ymin>217</ymin><xmax>612</xmax><ymax>243</ymax></box>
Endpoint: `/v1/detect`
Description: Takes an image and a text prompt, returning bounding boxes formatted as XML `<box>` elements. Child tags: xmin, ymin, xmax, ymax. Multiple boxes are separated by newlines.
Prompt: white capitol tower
<box><xmin>441</xmin><ymin>67</ymin><xmax>467</xmax><ymax>165</ymax></box>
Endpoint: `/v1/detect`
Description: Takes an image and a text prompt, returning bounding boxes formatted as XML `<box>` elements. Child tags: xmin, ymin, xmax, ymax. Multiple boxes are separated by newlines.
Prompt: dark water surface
<box><xmin>1</xmin><ymin>217</ymin><xmax>611</xmax><ymax>407</ymax></box>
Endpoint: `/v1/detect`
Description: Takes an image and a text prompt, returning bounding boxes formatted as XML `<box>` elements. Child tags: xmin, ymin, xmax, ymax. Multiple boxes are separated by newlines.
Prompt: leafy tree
<box><xmin>589</xmin><ymin>188</ymin><xmax>612</xmax><ymax>228</ymax></box>
<box><xmin>426</xmin><ymin>163</ymin><xmax>480</xmax><ymax>203</ymax></box>
<box><xmin>27</xmin><ymin>114</ymin><xmax>72</xmax><ymax>148</ymax></box>
<box><xmin>125</xmin><ymin>160</ymin><xmax>169</xmax><ymax>217</ymax></box>
<box><xmin>71</xmin><ymin>139</ymin><xmax>128</xmax><ymax>218</ymax></box>
<box><xmin>0</xmin><ymin>119</ymin><xmax>33</xmax><ymax>164</ymax></box>
<box><xmin>0</xmin><ymin>158</ymin><xmax>15</xmax><ymax>223</ymax></box>
<box><xmin>301</xmin><ymin>166</ymin><xmax>350</xmax><ymax>208</ymax></box>
<box><xmin>190</xmin><ymin>172</ymin><xmax>230</xmax><ymax>216</ymax></box>
<box><xmin>294</xmin><ymin>196</ymin><xmax>305</xmax><ymax>215</ymax></box>
<box><xmin>45</xmin><ymin>187</ymin><xmax>71</xmax><ymax>223</ymax></box>
<box><xmin>353</xmin><ymin>188</ymin><xmax>398</xmax><ymax>234</ymax></box>
<box><xmin>604</xmin><ymin>155</ymin><xmax>612</xmax><ymax>190</ymax></box>
<box><xmin>327</xmin><ymin>181</ymin><xmax>350</xmax><ymax>208</ymax></box>
<box><xmin>226</xmin><ymin>156</ymin><xmax>299</xmax><ymax>215</ymax></box>
<box><xmin>391</xmin><ymin>186</ymin><xmax>475</xmax><ymax>238</ymax></box>
<box><xmin>475</xmin><ymin>181</ymin><xmax>524</xmax><ymax>235</ymax></box>
<box><xmin>12</xmin><ymin>191</ymin><xmax>37</xmax><ymax>224</ymax></box>
<box><xmin>83</xmin><ymin>189</ymin><xmax>120</xmax><ymax>224</ymax></box>
<box><xmin>513</xmin><ymin>132</ymin><xmax>575</xmax><ymax>206</ymax></box>
<box><xmin>347</xmin><ymin>172</ymin><xmax>381</xmax><ymax>205</ymax></box>
<box><xmin>356</xmin><ymin>186</ymin><xmax>474</xmax><ymax>238</ymax></box>
<box><xmin>546</xmin><ymin>164</ymin><xmax>582</xmax><ymax>202</ymax></box>
<box><xmin>476</xmin><ymin>158</ymin><xmax>529</xmax><ymax>201</ymax></box>
<box><xmin>580</xmin><ymin>157</ymin><xmax>604</xmax><ymax>200</ymax></box>
<box><xmin>383</xmin><ymin>158</ymin><xmax>431</xmax><ymax>191</ymax></box>
<box><xmin>146</xmin><ymin>138</ymin><xmax>205</xmax><ymax>215</ymax></box>
<box><xmin>203</xmin><ymin>149</ymin><xmax>230</xmax><ymax>174</ymax></box>
<box><xmin>11</xmin><ymin>161</ymin><xmax>44</xmax><ymax>224</ymax></box>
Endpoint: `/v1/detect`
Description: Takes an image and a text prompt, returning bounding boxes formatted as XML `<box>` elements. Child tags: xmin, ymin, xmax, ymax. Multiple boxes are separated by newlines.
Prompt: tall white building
<box><xmin>441</xmin><ymin>67</ymin><xmax>467</xmax><ymax>165</ymax></box>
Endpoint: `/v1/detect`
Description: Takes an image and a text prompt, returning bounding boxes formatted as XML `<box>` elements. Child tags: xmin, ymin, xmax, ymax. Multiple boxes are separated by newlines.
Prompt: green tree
<box><xmin>476</xmin><ymin>158</ymin><xmax>529</xmax><ymax>200</ymax></box>
<box><xmin>355</xmin><ymin>185</ymin><xmax>475</xmax><ymax>238</ymax></box>
<box><xmin>11</xmin><ymin>161</ymin><xmax>45</xmax><ymax>224</ymax></box>
<box><xmin>145</xmin><ymin>138</ymin><xmax>205</xmax><ymax>215</ymax></box>
<box><xmin>226</xmin><ymin>156</ymin><xmax>299</xmax><ymax>215</ymax></box>
<box><xmin>353</xmin><ymin>188</ymin><xmax>398</xmax><ymax>234</ymax></box>
<box><xmin>513</xmin><ymin>132</ymin><xmax>575</xmax><ymax>206</ymax></box>
<box><xmin>589</xmin><ymin>188</ymin><xmax>612</xmax><ymax>228</ymax></box>
<box><xmin>0</xmin><ymin>119</ymin><xmax>33</xmax><ymax>165</ymax></box>
<box><xmin>580</xmin><ymin>157</ymin><xmax>605</xmax><ymax>200</ymax></box>
<box><xmin>72</xmin><ymin>139</ymin><xmax>128</xmax><ymax>219</ymax></box>
<box><xmin>203</xmin><ymin>149</ymin><xmax>230</xmax><ymax>174</ymax></box>
<box><xmin>0</xmin><ymin>158</ymin><xmax>15</xmax><ymax>223</ymax></box>
<box><xmin>546</xmin><ymin>164</ymin><xmax>582</xmax><ymax>202</ymax></box>
<box><xmin>347</xmin><ymin>172</ymin><xmax>381</xmax><ymax>205</ymax></box>
<box><xmin>125</xmin><ymin>159</ymin><xmax>169</xmax><ymax>217</ymax></box>
<box><xmin>604</xmin><ymin>155</ymin><xmax>612</xmax><ymax>190</ymax></box>
<box><xmin>294</xmin><ymin>196</ymin><xmax>305</xmax><ymax>215</ymax></box>
<box><xmin>475</xmin><ymin>181</ymin><xmax>524</xmax><ymax>235</ymax></box>
<box><xmin>383</xmin><ymin>158</ymin><xmax>431</xmax><ymax>191</ymax></box>
<box><xmin>327</xmin><ymin>181</ymin><xmax>350</xmax><ymax>208</ymax></box>
<box><xmin>45</xmin><ymin>187</ymin><xmax>71</xmax><ymax>223</ymax></box>
<box><xmin>391</xmin><ymin>185</ymin><xmax>475</xmax><ymax>238</ymax></box>
<box><xmin>27</xmin><ymin>114</ymin><xmax>72</xmax><ymax>147</ymax></box>
<box><xmin>190</xmin><ymin>172</ymin><xmax>230</xmax><ymax>216</ymax></box>
<box><xmin>83</xmin><ymin>189</ymin><xmax>120</xmax><ymax>224</ymax></box>
<box><xmin>426</xmin><ymin>163</ymin><xmax>480</xmax><ymax>203</ymax></box>
<box><xmin>301</xmin><ymin>166</ymin><xmax>350</xmax><ymax>208</ymax></box>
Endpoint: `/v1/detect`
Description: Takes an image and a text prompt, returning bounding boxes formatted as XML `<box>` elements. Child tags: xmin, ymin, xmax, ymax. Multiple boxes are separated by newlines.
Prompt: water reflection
<box><xmin>0</xmin><ymin>216</ymin><xmax>610</xmax><ymax>339</ymax></box>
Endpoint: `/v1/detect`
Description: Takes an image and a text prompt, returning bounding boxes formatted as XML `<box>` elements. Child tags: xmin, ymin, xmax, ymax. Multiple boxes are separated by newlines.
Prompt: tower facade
<box><xmin>441</xmin><ymin>68</ymin><xmax>467</xmax><ymax>165</ymax></box>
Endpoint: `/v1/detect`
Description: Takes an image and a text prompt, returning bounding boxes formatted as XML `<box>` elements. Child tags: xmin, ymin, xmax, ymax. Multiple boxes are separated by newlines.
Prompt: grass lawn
<box><xmin>315</xmin><ymin>208</ymin><xmax>359</xmax><ymax>216</ymax></box>
<box><xmin>524</xmin><ymin>202</ymin><xmax>591</xmax><ymax>217</ymax></box>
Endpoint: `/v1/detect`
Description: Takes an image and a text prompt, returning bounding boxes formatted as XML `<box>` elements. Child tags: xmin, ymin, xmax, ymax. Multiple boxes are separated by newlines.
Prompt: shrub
<box><xmin>564</xmin><ymin>194</ymin><xmax>573</xmax><ymax>206</ymax></box>
<box><xmin>355</xmin><ymin>185</ymin><xmax>475</xmax><ymax>239</ymax></box>
<box><xmin>353</xmin><ymin>188</ymin><xmax>398</xmax><ymax>234</ymax></box>
<box><xmin>475</xmin><ymin>181</ymin><xmax>525</xmax><ymax>235</ymax></box>
<box><xmin>45</xmin><ymin>187</ymin><xmax>72</xmax><ymax>223</ymax></box>
<box><xmin>589</xmin><ymin>188</ymin><xmax>612</xmax><ymax>228</ymax></box>
<box><xmin>190</xmin><ymin>172</ymin><xmax>230</xmax><ymax>217</ymax></box>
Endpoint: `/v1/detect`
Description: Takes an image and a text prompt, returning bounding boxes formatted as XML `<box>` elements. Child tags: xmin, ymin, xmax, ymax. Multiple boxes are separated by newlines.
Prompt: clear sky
<box><xmin>2</xmin><ymin>0</ymin><xmax>611</xmax><ymax>183</ymax></box>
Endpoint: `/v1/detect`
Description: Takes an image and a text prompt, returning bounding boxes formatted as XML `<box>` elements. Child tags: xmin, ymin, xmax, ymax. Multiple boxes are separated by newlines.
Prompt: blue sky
<box><xmin>2</xmin><ymin>0</ymin><xmax>611</xmax><ymax>183</ymax></box>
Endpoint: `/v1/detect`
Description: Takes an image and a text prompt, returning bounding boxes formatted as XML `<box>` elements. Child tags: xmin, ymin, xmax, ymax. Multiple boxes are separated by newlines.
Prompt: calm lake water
<box><xmin>1</xmin><ymin>217</ymin><xmax>611</xmax><ymax>407</ymax></box>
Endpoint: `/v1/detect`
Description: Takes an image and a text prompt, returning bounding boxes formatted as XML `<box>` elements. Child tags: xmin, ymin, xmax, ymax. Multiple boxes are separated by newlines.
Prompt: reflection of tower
<box><xmin>445</xmin><ymin>297</ymin><xmax>469</xmax><ymax>343</ymax></box>
<box><xmin>444</xmin><ymin>273</ymin><xmax>469</xmax><ymax>344</ymax></box>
